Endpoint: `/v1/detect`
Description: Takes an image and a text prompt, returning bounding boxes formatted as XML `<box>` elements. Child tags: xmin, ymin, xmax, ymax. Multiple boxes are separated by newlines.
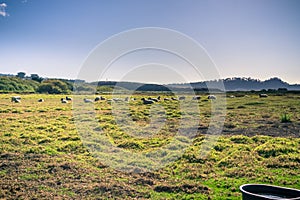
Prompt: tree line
<box><xmin>0</xmin><ymin>76</ymin><xmax>73</xmax><ymax>94</ymax></box>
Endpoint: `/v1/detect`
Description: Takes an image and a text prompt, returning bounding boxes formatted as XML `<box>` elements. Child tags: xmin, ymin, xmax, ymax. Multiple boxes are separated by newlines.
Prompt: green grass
<box><xmin>280</xmin><ymin>113</ymin><xmax>292</xmax><ymax>123</ymax></box>
<box><xmin>0</xmin><ymin>93</ymin><xmax>299</xmax><ymax>199</ymax></box>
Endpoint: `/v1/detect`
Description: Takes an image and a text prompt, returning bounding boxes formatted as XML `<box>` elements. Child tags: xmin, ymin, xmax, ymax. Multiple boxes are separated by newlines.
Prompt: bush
<box><xmin>0</xmin><ymin>77</ymin><xmax>38</xmax><ymax>93</ymax></box>
<box><xmin>280</xmin><ymin>113</ymin><xmax>291</xmax><ymax>123</ymax></box>
<box><xmin>37</xmin><ymin>80</ymin><xmax>72</xmax><ymax>94</ymax></box>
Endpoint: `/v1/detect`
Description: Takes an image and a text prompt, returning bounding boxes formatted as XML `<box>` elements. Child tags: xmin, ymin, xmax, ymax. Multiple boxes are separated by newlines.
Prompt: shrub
<box><xmin>37</xmin><ymin>79</ymin><xmax>71</xmax><ymax>94</ymax></box>
<box><xmin>280</xmin><ymin>113</ymin><xmax>291</xmax><ymax>123</ymax></box>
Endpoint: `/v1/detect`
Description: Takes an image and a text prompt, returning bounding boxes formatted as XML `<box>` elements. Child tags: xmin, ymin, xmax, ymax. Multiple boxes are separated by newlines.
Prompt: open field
<box><xmin>0</xmin><ymin>93</ymin><xmax>299</xmax><ymax>199</ymax></box>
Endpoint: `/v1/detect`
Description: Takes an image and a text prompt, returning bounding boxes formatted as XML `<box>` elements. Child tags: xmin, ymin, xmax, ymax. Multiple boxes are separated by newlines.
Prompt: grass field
<box><xmin>0</xmin><ymin>93</ymin><xmax>299</xmax><ymax>199</ymax></box>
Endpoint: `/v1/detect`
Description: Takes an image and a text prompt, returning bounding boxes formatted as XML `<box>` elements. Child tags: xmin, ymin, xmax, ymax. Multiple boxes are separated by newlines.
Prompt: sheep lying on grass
<box><xmin>179</xmin><ymin>96</ymin><xmax>186</xmax><ymax>100</ymax></box>
<box><xmin>38</xmin><ymin>98</ymin><xmax>44</xmax><ymax>102</ymax></box>
<box><xmin>259</xmin><ymin>94</ymin><xmax>268</xmax><ymax>98</ymax></box>
<box><xmin>84</xmin><ymin>98</ymin><xmax>93</xmax><ymax>103</ymax></box>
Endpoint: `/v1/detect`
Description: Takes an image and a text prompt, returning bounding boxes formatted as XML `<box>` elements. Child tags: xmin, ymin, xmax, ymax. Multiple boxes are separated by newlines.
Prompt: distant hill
<box><xmin>94</xmin><ymin>81</ymin><xmax>172</xmax><ymax>92</ymax></box>
<box><xmin>169</xmin><ymin>77</ymin><xmax>300</xmax><ymax>91</ymax></box>
<box><xmin>0</xmin><ymin>73</ymin><xmax>300</xmax><ymax>93</ymax></box>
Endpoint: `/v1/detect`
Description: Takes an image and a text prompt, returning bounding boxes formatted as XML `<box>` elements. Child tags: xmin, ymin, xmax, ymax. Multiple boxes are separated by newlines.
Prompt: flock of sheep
<box><xmin>81</xmin><ymin>95</ymin><xmax>217</xmax><ymax>105</ymax></box>
<box><xmin>10</xmin><ymin>93</ymin><xmax>269</xmax><ymax>104</ymax></box>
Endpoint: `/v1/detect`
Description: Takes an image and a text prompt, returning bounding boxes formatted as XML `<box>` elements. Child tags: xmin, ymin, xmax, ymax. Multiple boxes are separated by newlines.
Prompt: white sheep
<box><xmin>11</xmin><ymin>96</ymin><xmax>21</xmax><ymax>103</ymax></box>
<box><xmin>141</xmin><ymin>98</ymin><xmax>154</xmax><ymax>104</ymax></box>
<box><xmin>259</xmin><ymin>94</ymin><xmax>268</xmax><ymax>98</ymax></box>
<box><xmin>94</xmin><ymin>96</ymin><xmax>101</xmax><ymax>101</ymax></box>
<box><xmin>193</xmin><ymin>96</ymin><xmax>201</xmax><ymax>100</ymax></box>
<box><xmin>148</xmin><ymin>97</ymin><xmax>159</xmax><ymax>102</ymax></box>
<box><xmin>179</xmin><ymin>96</ymin><xmax>186</xmax><ymax>100</ymax></box>
<box><xmin>61</xmin><ymin>99</ymin><xmax>68</xmax><ymax>103</ymax></box>
<box><xmin>208</xmin><ymin>95</ymin><xmax>217</xmax><ymax>100</ymax></box>
<box><xmin>84</xmin><ymin>98</ymin><xmax>93</xmax><ymax>103</ymax></box>
<box><xmin>38</xmin><ymin>98</ymin><xmax>44</xmax><ymax>102</ymax></box>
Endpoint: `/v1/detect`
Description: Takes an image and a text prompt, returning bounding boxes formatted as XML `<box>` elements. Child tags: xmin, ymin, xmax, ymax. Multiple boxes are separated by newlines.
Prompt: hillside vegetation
<box><xmin>0</xmin><ymin>77</ymin><xmax>39</xmax><ymax>93</ymax></box>
<box><xmin>1</xmin><ymin>76</ymin><xmax>300</xmax><ymax>94</ymax></box>
<box><xmin>0</xmin><ymin>77</ymin><xmax>73</xmax><ymax>94</ymax></box>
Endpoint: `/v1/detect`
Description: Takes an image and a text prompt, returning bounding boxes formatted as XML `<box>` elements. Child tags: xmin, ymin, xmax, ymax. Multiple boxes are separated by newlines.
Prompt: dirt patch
<box><xmin>199</xmin><ymin>121</ymin><xmax>300</xmax><ymax>138</ymax></box>
<box><xmin>0</xmin><ymin>153</ymin><xmax>148</xmax><ymax>199</ymax></box>
<box><xmin>154</xmin><ymin>183</ymin><xmax>210</xmax><ymax>194</ymax></box>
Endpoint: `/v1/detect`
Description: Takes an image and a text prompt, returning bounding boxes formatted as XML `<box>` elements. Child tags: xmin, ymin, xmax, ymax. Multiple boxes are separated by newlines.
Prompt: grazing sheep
<box><xmin>61</xmin><ymin>99</ymin><xmax>68</xmax><ymax>103</ymax></box>
<box><xmin>95</xmin><ymin>96</ymin><xmax>106</xmax><ymax>101</ymax></box>
<box><xmin>179</xmin><ymin>96</ymin><xmax>186</xmax><ymax>100</ymax></box>
<box><xmin>208</xmin><ymin>95</ymin><xmax>217</xmax><ymax>100</ymax></box>
<box><xmin>193</xmin><ymin>96</ymin><xmax>201</xmax><ymax>100</ymax></box>
<box><xmin>171</xmin><ymin>97</ymin><xmax>178</xmax><ymax>101</ymax></box>
<box><xmin>38</xmin><ymin>98</ymin><xmax>44</xmax><ymax>102</ymax></box>
<box><xmin>95</xmin><ymin>96</ymin><xmax>101</xmax><ymax>101</ymax></box>
<box><xmin>66</xmin><ymin>96</ymin><xmax>72</xmax><ymax>101</ymax></box>
<box><xmin>164</xmin><ymin>98</ymin><xmax>170</xmax><ymax>101</ymax></box>
<box><xmin>84</xmin><ymin>98</ymin><xmax>93</xmax><ymax>103</ymax></box>
<box><xmin>141</xmin><ymin>98</ymin><xmax>154</xmax><ymax>104</ymax></box>
<box><xmin>259</xmin><ymin>94</ymin><xmax>268</xmax><ymax>98</ymax></box>
<box><xmin>11</xmin><ymin>96</ymin><xmax>21</xmax><ymax>103</ymax></box>
<box><xmin>148</xmin><ymin>97</ymin><xmax>159</xmax><ymax>102</ymax></box>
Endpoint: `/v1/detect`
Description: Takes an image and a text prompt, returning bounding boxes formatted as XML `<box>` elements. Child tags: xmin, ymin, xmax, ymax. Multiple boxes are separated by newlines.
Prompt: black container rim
<box><xmin>240</xmin><ymin>184</ymin><xmax>300</xmax><ymax>200</ymax></box>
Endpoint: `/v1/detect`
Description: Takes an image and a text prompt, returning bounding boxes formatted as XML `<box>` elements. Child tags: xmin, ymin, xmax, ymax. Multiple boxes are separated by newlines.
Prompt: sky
<box><xmin>0</xmin><ymin>0</ymin><xmax>300</xmax><ymax>84</ymax></box>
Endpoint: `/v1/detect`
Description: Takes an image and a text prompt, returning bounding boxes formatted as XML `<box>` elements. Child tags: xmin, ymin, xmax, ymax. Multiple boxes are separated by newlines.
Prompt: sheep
<box><xmin>61</xmin><ymin>98</ymin><xmax>68</xmax><ymax>103</ymax></box>
<box><xmin>66</xmin><ymin>96</ymin><xmax>72</xmax><ymax>101</ymax></box>
<box><xmin>171</xmin><ymin>97</ymin><xmax>178</xmax><ymax>101</ymax></box>
<box><xmin>193</xmin><ymin>96</ymin><xmax>201</xmax><ymax>100</ymax></box>
<box><xmin>95</xmin><ymin>96</ymin><xmax>101</xmax><ymax>102</ymax></box>
<box><xmin>38</xmin><ymin>98</ymin><xmax>44</xmax><ymax>102</ymax></box>
<box><xmin>179</xmin><ymin>96</ymin><xmax>186</xmax><ymax>100</ymax></box>
<box><xmin>208</xmin><ymin>95</ymin><xmax>217</xmax><ymax>100</ymax></box>
<box><xmin>259</xmin><ymin>94</ymin><xmax>268</xmax><ymax>98</ymax></box>
<box><xmin>11</xmin><ymin>96</ymin><xmax>21</xmax><ymax>103</ymax></box>
<box><xmin>95</xmin><ymin>96</ymin><xmax>106</xmax><ymax>101</ymax></box>
<box><xmin>164</xmin><ymin>98</ymin><xmax>170</xmax><ymax>101</ymax></box>
<box><xmin>84</xmin><ymin>98</ymin><xmax>93</xmax><ymax>103</ymax></box>
<box><xmin>141</xmin><ymin>98</ymin><xmax>154</xmax><ymax>104</ymax></box>
<box><xmin>148</xmin><ymin>97</ymin><xmax>159</xmax><ymax>102</ymax></box>
<box><xmin>229</xmin><ymin>95</ymin><xmax>235</xmax><ymax>98</ymax></box>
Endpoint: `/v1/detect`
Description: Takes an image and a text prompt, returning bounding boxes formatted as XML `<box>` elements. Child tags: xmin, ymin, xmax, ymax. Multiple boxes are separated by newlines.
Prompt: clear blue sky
<box><xmin>0</xmin><ymin>0</ymin><xmax>300</xmax><ymax>83</ymax></box>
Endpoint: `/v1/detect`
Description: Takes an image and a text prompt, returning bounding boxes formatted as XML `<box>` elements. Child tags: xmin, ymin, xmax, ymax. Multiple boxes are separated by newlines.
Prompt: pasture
<box><xmin>0</xmin><ymin>93</ymin><xmax>299</xmax><ymax>199</ymax></box>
